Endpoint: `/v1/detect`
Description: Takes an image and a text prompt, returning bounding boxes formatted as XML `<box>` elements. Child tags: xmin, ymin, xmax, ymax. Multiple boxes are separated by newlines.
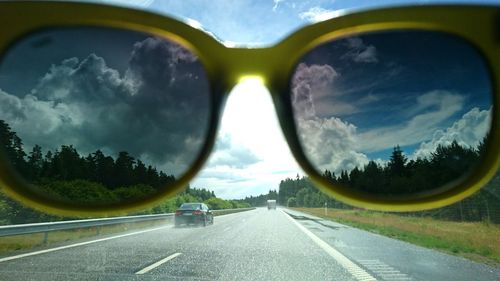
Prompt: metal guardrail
<box><xmin>0</xmin><ymin>207</ymin><xmax>255</xmax><ymax>238</ymax></box>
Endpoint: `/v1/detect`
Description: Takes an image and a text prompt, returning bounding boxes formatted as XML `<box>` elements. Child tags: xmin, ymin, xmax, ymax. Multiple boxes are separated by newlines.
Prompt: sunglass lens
<box><xmin>291</xmin><ymin>30</ymin><xmax>492</xmax><ymax>196</ymax></box>
<box><xmin>0</xmin><ymin>27</ymin><xmax>211</xmax><ymax>205</ymax></box>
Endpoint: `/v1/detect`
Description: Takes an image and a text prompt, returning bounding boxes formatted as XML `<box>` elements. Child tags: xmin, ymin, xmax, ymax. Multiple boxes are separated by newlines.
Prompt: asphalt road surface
<box><xmin>0</xmin><ymin>208</ymin><xmax>498</xmax><ymax>280</ymax></box>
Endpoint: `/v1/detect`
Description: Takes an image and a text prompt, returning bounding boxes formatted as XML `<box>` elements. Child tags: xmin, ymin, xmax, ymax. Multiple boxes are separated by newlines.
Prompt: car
<box><xmin>174</xmin><ymin>203</ymin><xmax>214</xmax><ymax>227</ymax></box>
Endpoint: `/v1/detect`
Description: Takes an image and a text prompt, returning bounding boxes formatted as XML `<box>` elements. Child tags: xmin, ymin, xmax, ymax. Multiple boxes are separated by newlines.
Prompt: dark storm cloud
<box><xmin>0</xmin><ymin>36</ymin><xmax>211</xmax><ymax>176</ymax></box>
<box><xmin>128</xmin><ymin>37</ymin><xmax>197</xmax><ymax>87</ymax></box>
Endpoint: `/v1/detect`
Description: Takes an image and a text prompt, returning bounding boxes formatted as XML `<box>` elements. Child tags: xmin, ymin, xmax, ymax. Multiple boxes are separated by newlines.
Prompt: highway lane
<box><xmin>0</xmin><ymin>208</ymin><xmax>355</xmax><ymax>281</ymax></box>
<box><xmin>0</xmin><ymin>208</ymin><xmax>498</xmax><ymax>280</ymax></box>
<box><xmin>284</xmin><ymin>208</ymin><xmax>500</xmax><ymax>281</ymax></box>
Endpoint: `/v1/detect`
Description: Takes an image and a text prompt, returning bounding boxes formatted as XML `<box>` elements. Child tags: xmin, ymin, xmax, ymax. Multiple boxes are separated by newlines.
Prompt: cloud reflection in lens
<box><xmin>291</xmin><ymin>30</ymin><xmax>492</xmax><ymax>195</ymax></box>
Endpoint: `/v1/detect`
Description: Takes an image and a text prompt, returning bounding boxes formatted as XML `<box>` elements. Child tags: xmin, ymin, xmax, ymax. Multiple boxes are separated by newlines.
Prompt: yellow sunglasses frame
<box><xmin>0</xmin><ymin>1</ymin><xmax>498</xmax><ymax>216</ymax></box>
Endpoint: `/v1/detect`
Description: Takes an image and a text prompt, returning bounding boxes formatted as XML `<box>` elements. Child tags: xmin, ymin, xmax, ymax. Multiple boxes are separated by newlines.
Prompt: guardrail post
<box><xmin>43</xmin><ymin>232</ymin><xmax>49</xmax><ymax>245</ymax></box>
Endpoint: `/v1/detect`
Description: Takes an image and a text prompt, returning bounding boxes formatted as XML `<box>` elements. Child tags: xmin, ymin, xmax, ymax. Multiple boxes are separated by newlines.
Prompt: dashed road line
<box><xmin>135</xmin><ymin>252</ymin><xmax>182</xmax><ymax>274</ymax></box>
<box><xmin>358</xmin><ymin>260</ymin><xmax>413</xmax><ymax>281</ymax></box>
<box><xmin>282</xmin><ymin>210</ymin><xmax>377</xmax><ymax>281</ymax></box>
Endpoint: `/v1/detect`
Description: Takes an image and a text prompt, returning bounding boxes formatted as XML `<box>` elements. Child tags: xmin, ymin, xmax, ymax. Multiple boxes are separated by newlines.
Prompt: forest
<box><xmin>0</xmin><ymin>120</ymin><xmax>249</xmax><ymax>225</ymax></box>
<box><xmin>278</xmin><ymin>143</ymin><xmax>499</xmax><ymax>223</ymax></box>
<box><xmin>234</xmin><ymin>189</ymin><xmax>279</xmax><ymax>207</ymax></box>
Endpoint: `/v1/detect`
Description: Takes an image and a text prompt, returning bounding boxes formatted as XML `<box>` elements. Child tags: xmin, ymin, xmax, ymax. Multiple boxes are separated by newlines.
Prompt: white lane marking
<box><xmin>223</xmin><ymin>227</ymin><xmax>231</xmax><ymax>232</ymax></box>
<box><xmin>281</xmin><ymin>210</ymin><xmax>377</xmax><ymax>281</ymax></box>
<box><xmin>135</xmin><ymin>252</ymin><xmax>182</xmax><ymax>275</ymax></box>
<box><xmin>358</xmin><ymin>260</ymin><xmax>413</xmax><ymax>281</ymax></box>
<box><xmin>0</xmin><ymin>225</ymin><xmax>171</xmax><ymax>263</ymax></box>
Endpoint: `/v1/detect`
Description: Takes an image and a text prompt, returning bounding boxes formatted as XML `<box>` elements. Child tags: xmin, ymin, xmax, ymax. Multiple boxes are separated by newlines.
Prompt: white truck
<box><xmin>267</xmin><ymin>199</ymin><xmax>276</xmax><ymax>210</ymax></box>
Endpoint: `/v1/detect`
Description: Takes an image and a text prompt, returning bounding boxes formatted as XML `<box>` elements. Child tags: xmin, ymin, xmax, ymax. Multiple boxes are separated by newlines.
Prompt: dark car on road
<box><xmin>175</xmin><ymin>203</ymin><xmax>214</xmax><ymax>227</ymax></box>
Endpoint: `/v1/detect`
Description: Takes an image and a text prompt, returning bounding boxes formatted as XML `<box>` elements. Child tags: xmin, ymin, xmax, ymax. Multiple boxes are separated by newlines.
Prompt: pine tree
<box><xmin>388</xmin><ymin>145</ymin><xmax>407</xmax><ymax>177</ymax></box>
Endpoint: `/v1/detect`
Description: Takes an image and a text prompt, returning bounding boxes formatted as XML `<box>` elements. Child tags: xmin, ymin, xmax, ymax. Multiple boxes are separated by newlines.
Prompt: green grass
<box><xmin>0</xmin><ymin>220</ymin><xmax>168</xmax><ymax>256</ymax></box>
<box><xmin>294</xmin><ymin>208</ymin><xmax>500</xmax><ymax>267</ymax></box>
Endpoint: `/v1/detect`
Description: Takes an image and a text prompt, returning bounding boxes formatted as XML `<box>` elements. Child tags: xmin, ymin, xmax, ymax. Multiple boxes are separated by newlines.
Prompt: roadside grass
<box><xmin>0</xmin><ymin>220</ymin><xmax>168</xmax><ymax>256</ymax></box>
<box><xmin>294</xmin><ymin>207</ymin><xmax>500</xmax><ymax>267</ymax></box>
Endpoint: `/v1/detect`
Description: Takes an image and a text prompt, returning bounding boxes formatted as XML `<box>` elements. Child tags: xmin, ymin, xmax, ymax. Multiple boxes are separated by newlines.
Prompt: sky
<box><xmin>291</xmin><ymin>31</ymin><xmax>492</xmax><ymax>174</ymax></box>
<box><xmin>0</xmin><ymin>0</ymin><xmax>496</xmax><ymax>199</ymax></box>
<box><xmin>0</xmin><ymin>29</ymin><xmax>211</xmax><ymax>176</ymax></box>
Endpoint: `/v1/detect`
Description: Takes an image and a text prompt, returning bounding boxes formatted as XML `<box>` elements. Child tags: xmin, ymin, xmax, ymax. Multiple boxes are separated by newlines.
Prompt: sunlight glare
<box><xmin>220</xmin><ymin>77</ymin><xmax>290</xmax><ymax>164</ymax></box>
<box><xmin>192</xmin><ymin>76</ymin><xmax>301</xmax><ymax>198</ymax></box>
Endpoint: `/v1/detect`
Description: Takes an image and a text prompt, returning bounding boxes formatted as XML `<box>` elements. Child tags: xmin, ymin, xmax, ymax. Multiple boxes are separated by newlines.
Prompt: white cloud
<box><xmin>299</xmin><ymin>7</ymin><xmax>342</xmax><ymax>22</ymax></box>
<box><xmin>296</xmin><ymin>116</ymin><xmax>369</xmax><ymax>175</ymax></box>
<box><xmin>208</xmin><ymin>134</ymin><xmax>261</xmax><ymax>169</ymax></box>
<box><xmin>292</xmin><ymin>63</ymin><xmax>339</xmax><ymax>119</ymax></box>
<box><xmin>292</xmin><ymin>63</ymin><xmax>381</xmax><ymax>119</ymax></box>
<box><xmin>151</xmin><ymin>0</ymin><xmax>310</xmax><ymax>45</ymax></box>
<box><xmin>358</xmin><ymin>90</ymin><xmax>465</xmax><ymax>152</ymax></box>
<box><xmin>291</xmin><ymin>87</ymin><xmax>485</xmax><ymax>175</ymax></box>
<box><xmin>341</xmin><ymin>37</ymin><xmax>378</xmax><ymax>63</ymax></box>
<box><xmin>291</xmin><ymin>62</ymin><xmax>369</xmax><ymax>174</ymax></box>
<box><xmin>412</xmin><ymin>107</ymin><xmax>491</xmax><ymax>159</ymax></box>
<box><xmin>273</xmin><ymin>0</ymin><xmax>284</xmax><ymax>11</ymax></box>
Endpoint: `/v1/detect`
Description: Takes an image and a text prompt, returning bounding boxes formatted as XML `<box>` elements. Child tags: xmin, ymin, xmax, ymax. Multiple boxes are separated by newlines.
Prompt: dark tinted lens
<box><xmin>0</xmin><ymin>27</ymin><xmax>211</xmax><ymax>205</ymax></box>
<box><xmin>291</xmin><ymin>30</ymin><xmax>492</xmax><ymax>195</ymax></box>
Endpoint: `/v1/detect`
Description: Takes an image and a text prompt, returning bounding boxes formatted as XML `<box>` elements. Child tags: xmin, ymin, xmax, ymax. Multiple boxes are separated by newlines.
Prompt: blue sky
<box><xmin>292</xmin><ymin>31</ymin><xmax>492</xmax><ymax>165</ymax></box>
<box><xmin>0</xmin><ymin>0</ymin><xmax>496</xmax><ymax>199</ymax></box>
<box><xmin>97</xmin><ymin>0</ymin><xmax>500</xmax><ymax>45</ymax></box>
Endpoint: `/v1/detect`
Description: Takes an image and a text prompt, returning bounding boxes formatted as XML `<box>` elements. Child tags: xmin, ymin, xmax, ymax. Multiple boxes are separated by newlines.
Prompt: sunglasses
<box><xmin>0</xmin><ymin>1</ymin><xmax>498</xmax><ymax>215</ymax></box>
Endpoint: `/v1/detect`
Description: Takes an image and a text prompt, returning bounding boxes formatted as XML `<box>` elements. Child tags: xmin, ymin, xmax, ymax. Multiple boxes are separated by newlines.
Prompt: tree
<box><xmin>268</xmin><ymin>189</ymin><xmax>278</xmax><ymax>200</ymax></box>
<box><xmin>431</xmin><ymin>140</ymin><xmax>477</xmax><ymax>186</ymax></box>
<box><xmin>296</xmin><ymin>188</ymin><xmax>308</xmax><ymax>207</ymax></box>
<box><xmin>357</xmin><ymin>161</ymin><xmax>384</xmax><ymax>193</ymax></box>
<box><xmin>146</xmin><ymin>165</ymin><xmax>159</xmax><ymax>188</ymax></box>
<box><xmin>93</xmin><ymin>150</ymin><xmax>115</xmax><ymax>188</ymax></box>
<box><xmin>204</xmin><ymin>197</ymin><xmax>232</xmax><ymax>210</ymax></box>
<box><xmin>349</xmin><ymin>167</ymin><xmax>362</xmax><ymax>189</ymax></box>
<box><xmin>0</xmin><ymin>120</ymin><xmax>27</xmax><ymax>175</ymax></box>
<box><xmin>114</xmin><ymin>184</ymin><xmax>155</xmax><ymax>201</ymax></box>
<box><xmin>113</xmin><ymin>151</ymin><xmax>136</xmax><ymax>187</ymax></box>
<box><xmin>339</xmin><ymin>171</ymin><xmax>349</xmax><ymax>185</ymax></box>
<box><xmin>27</xmin><ymin>145</ymin><xmax>43</xmax><ymax>180</ymax></box>
<box><xmin>323</xmin><ymin>169</ymin><xmax>337</xmax><ymax>184</ymax></box>
<box><xmin>133</xmin><ymin>160</ymin><xmax>148</xmax><ymax>185</ymax></box>
<box><xmin>388</xmin><ymin>145</ymin><xmax>407</xmax><ymax>177</ymax></box>
<box><xmin>50</xmin><ymin>145</ymin><xmax>86</xmax><ymax>180</ymax></box>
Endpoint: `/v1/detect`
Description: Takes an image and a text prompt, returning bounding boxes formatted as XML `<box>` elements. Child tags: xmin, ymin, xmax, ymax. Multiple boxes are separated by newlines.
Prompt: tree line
<box><xmin>234</xmin><ymin>190</ymin><xmax>278</xmax><ymax>207</ymax></box>
<box><xmin>1</xmin><ymin>121</ymin><xmax>176</xmax><ymax>191</ymax></box>
<box><xmin>0</xmin><ymin>120</ymin><xmax>248</xmax><ymax>225</ymax></box>
<box><xmin>322</xmin><ymin>142</ymin><xmax>484</xmax><ymax>195</ymax></box>
<box><xmin>279</xmin><ymin>141</ymin><xmax>499</xmax><ymax>223</ymax></box>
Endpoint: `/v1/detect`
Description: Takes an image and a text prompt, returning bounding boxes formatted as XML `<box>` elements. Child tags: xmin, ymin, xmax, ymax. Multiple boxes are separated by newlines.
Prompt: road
<box><xmin>0</xmin><ymin>208</ymin><xmax>498</xmax><ymax>280</ymax></box>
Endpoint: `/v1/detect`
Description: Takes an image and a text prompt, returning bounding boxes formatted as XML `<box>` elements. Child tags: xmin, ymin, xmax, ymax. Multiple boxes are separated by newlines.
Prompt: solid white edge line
<box><xmin>135</xmin><ymin>252</ymin><xmax>182</xmax><ymax>275</ymax></box>
<box><xmin>0</xmin><ymin>225</ymin><xmax>171</xmax><ymax>263</ymax></box>
<box><xmin>281</xmin><ymin>210</ymin><xmax>377</xmax><ymax>281</ymax></box>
